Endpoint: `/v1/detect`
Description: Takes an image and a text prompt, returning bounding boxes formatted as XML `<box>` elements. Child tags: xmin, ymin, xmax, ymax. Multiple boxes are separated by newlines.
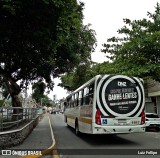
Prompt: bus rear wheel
<box><xmin>75</xmin><ymin>121</ymin><xmax>80</xmax><ymax>136</ymax></box>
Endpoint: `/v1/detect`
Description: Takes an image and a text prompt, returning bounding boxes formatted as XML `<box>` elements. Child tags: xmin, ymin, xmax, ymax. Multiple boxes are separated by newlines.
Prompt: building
<box><xmin>146</xmin><ymin>79</ymin><xmax>160</xmax><ymax>116</ymax></box>
<box><xmin>23</xmin><ymin>96</ymin><xmax>37</xmax><ymax>108</ymax></box>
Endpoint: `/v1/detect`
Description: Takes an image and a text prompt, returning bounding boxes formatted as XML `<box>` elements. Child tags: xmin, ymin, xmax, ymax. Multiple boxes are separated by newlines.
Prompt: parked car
<box><xmin>145</xmin><ymin>113</ymin><xmax>160</xmax><ymax>131</ymax></box>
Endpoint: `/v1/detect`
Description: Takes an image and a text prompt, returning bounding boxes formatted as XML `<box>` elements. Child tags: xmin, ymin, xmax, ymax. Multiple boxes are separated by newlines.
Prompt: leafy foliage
<box><xmin>59</xmin><ymin>61</ymin><xmax>119</xmax><ymax>91</ymax></box>
<box><xmin>41</xmin><ymin>95</ymin><xmax>53</xmax><ymax>107</ymax></box>
<box><xmin>1</xmin><ymin>82</ymin><xmax>9</xmax><ymax>99</ymax></box>
<box><xmin>60</xmin><ymin>3</ymin><xmax>160</xmax><ymax>91</ymax></box>
<box><xmin>0</xmin><ymin>0</ymin><xmax>96</xmax><ymax>107</ymax></box>
<box><xmin>59</xmin><ymin>61</ymin><xmax>96</xmax><ymax>91</ymax></box>
<box><xmin>32</xmin><ymin>81</ymin><xmax>46</xmax><ymax>103</ymax></box>
<box><xmin>0</xmin><ymin>100</ymin><xmax>4</xmax><ymax>107</ymax></box>
<box><xmin>31</xmin><ymin>81</ymin><xmax>54</xmax><ymax>107</ymax></box>
<box><xmin>102</xmin><ymin>3</ymin><xmax>160</xmax><ymax>81</ymax></box>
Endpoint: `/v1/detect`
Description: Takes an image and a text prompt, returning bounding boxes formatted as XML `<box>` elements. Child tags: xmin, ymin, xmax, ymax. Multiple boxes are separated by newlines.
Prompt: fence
<box><xmin>0</xmin><ymin>107</ymin><xmax>39</xmax><ymax>132</ymax></box>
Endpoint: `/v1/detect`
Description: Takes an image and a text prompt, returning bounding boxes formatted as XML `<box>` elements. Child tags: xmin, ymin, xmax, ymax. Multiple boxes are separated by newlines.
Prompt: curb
<box><xmin>18</xmin><ymin>115</ymin><xmax>60</xmax><ymax>158</ymax></box>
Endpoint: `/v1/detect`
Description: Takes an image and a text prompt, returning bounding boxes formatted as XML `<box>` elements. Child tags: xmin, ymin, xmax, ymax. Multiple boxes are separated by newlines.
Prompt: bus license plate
<box><xmin>118</xmin><ymin>119</ymin><xmax>127</xmax><ymax>125</ymax></box>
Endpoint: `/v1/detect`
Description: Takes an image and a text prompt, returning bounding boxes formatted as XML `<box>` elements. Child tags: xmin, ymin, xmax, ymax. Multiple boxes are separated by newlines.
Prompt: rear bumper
<box><xmin>146</xmin><ymin>124</ymin><xmax>160</xmax><ymax>128</ymax></box>
<box><xmin>93</xmin><ymin>125</ymin><xmax>146</xmax><ymax>134</ymax></box>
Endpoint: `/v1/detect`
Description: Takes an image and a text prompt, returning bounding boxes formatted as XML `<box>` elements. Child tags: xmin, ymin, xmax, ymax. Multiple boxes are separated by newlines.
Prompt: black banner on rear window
<box><xmin>105</xmin><ymin>78</ymin><xmax>138</xmax><ymax>114</ymax></box>
<box><xmin>96</xmin><ymin>75</ymin><xmax>144</xmax><ymax>117</ymax></box>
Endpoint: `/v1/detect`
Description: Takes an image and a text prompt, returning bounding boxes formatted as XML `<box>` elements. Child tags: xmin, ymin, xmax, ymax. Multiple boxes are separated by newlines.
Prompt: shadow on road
<box><xmin>67</xmin><ymin>126</ymin><xmax>139</xmax><ymax>147</ymax></box>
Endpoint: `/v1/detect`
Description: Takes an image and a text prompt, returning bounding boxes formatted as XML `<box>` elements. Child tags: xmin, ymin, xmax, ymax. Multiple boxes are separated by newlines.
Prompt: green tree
<box><xmin>32</xmin><ymin>81</ymin><xmax>46</xmax><ymax>103</ymax></box>
<box><xmin>1</xmin><ymin>82</ymin><xmax>9</xmax><ymax>99</ymax></box>
<box><xmin>59</xmin><ymin>61</ymin><xmax>119</xmax><ymax>91</ymax></box>
<box><xmin>59</xmin><ymin>72</ymin><xmax>75</xmax><ymax>91</ymax></box>
<box><xmin>60</xmin><ymin>3</ymin><xmax>160</xmax><ymax>91</ymax></box>
<box><xmin>0</xmin><ymin>0</ymin><xmax>96</xmax><ymax>109</ymax></box>
<box><xmin>102</xmin><ymin>3</ymin><xmax>160</xmax><ymax>80</ymax></box>
<box><xmin>41</xmin><ymin>95</ymin><xmax>53</xmax><ymax>107</ymax></box>
<box><xmin>60</xmin><ymin>61</ymin><xmax>95</xmax><ymax>91</ymax></box>
<box><xmin>90</xmin><ymin>61</ymin><xmax>119</xmax><ymax>75</ymax></box>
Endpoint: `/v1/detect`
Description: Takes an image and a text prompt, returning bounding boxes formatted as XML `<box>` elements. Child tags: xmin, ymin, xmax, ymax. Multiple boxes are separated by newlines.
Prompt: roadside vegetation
<box><xmin>60</xmin><ymin>3</ymin><xmax>160</xmax><ymax>91</ymax></box>
<box><xmin>0</xmin><ymin>0</ymin><xmax>96</xmax><ymax>111</ymax></box>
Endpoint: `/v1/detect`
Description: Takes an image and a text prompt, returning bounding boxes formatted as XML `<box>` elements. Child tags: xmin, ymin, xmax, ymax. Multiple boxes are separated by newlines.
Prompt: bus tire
<box><xmin>66</xmin><ymin>117</ymin><xmax>69</xmax><ymax>128</ymax></box>
<box><xmin>75</xmin><ymin>121</ymin><xmax>80</xmax><ymax>136</ymax></box>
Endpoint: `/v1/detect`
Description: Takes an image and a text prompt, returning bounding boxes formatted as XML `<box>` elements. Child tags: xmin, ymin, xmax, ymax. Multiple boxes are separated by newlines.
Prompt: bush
<box><xmin>0</xmin><ymin>100</ymin><xmax>4</xmax><ymax>107</ymax></box>
<box><xmin>0</xmin><ymin>100</ymin><xmax>12</xmax><ymax>107</ymax></box>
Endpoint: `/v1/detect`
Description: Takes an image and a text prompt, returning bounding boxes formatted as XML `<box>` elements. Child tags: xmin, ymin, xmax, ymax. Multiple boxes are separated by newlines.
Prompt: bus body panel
<box><xmin>92</xmin><ymin>125</ymin><xmax>145</xmax><ymax>134</ymax></box>
<box><xmin>79</xmin><ymin>117</ymin><xmax>92</xmax><ymax>133</ymax></box>
<box><xmin>65</xmin><ymin>107</ymin><xmax>80</xmax><ymax>129</ymax></box>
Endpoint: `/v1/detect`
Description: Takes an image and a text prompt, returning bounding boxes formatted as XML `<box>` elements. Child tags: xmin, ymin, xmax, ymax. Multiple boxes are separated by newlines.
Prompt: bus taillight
<box><xmin>141</xmin><ymin>109</ymin><xmax>145</xmax><ymax>125</ymax></box>
<box><xmin>95</xmin><ymin>108</ymin><xmax>101</xmax><ymax>125</ymax></box>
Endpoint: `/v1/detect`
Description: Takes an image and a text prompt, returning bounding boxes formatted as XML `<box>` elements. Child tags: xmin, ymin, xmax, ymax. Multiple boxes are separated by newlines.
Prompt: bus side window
<box><xmin>64</xmin><ymin>101</ymin><xmax>67</xmax><ymax>111</ymax></box>
<box><xmin>71</xmin><ymin>95</ymin><xmax>75</xmax><ymax>107</ymax></box>
<box><xmin>69</xmin><ymin>101</ymin><xmax>71</xmax><ymax>108</ymax></box>
<box><xmin>80</xmin><ymin>91</ymin><xmax>84</xmax><ymax>106</ymax></box>
<box><xmin>75</xmin><ymin>93</ymin><xmax>79</xmax><ymax>106</ymax></box>
<box><xmin>89</xmin><ymin>83</ymin><xmax>94</xmax><ymax>105</ymax></box>
<box><xmin>67</xmin><ymin>102</ymin><xmax>69</xmax><ymax>108</ymax></box>
<box><xmin>67</xmin><ymin>97</ymin><xmax>72</xmax><ymax>108</ymax></box>
<box><xmin>78</xmin><ymin>91</ymin><xmax>81</xmax><ymax>106</ymax></box>
<box><xmin>83</xmin><ymin>87</ymin><xmax>89</xmax><ymax>105</ymax></box>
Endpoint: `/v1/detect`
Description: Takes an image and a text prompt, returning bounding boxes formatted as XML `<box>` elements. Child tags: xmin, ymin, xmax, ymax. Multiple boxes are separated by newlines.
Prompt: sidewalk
<box><xmin>1</xmin><ymin>113</ymin><xmax>58</xmax><ymax>158</ymax></box>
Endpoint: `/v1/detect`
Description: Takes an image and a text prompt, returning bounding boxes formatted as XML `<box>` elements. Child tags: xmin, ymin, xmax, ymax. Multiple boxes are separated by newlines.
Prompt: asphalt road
<box><xmin>50</xmin><ymin>114</ymin><xmax>160</xmax><ymax>158</ymax></box>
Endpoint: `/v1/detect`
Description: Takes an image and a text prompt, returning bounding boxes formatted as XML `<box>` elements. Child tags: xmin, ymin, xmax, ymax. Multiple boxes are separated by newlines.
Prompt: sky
<box><xmin>48</xmin><ymin>0</ymin><xmax>160</xmax><ymax>100</ymax></box>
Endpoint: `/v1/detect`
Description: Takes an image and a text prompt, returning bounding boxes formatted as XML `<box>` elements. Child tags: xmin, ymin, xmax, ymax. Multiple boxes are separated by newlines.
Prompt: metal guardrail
<box><xmin>0</xmin><ymin>107</ymin><xmax>39</xmax><ymax>131</ymax></box>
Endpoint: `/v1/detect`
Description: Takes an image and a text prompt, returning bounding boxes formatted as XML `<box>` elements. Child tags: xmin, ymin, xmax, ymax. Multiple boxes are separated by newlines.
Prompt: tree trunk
<box><xmin>4</xmin><ymin>76</ymin><xmax>23</xmax><ymax>120</ymax></box>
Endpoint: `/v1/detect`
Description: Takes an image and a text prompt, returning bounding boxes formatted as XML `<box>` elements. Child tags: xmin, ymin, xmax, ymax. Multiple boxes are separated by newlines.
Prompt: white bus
<box><xmin>64</xmin><ymin>75</ymin><xmax>146</xmax><ymax>135</ymax></box>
